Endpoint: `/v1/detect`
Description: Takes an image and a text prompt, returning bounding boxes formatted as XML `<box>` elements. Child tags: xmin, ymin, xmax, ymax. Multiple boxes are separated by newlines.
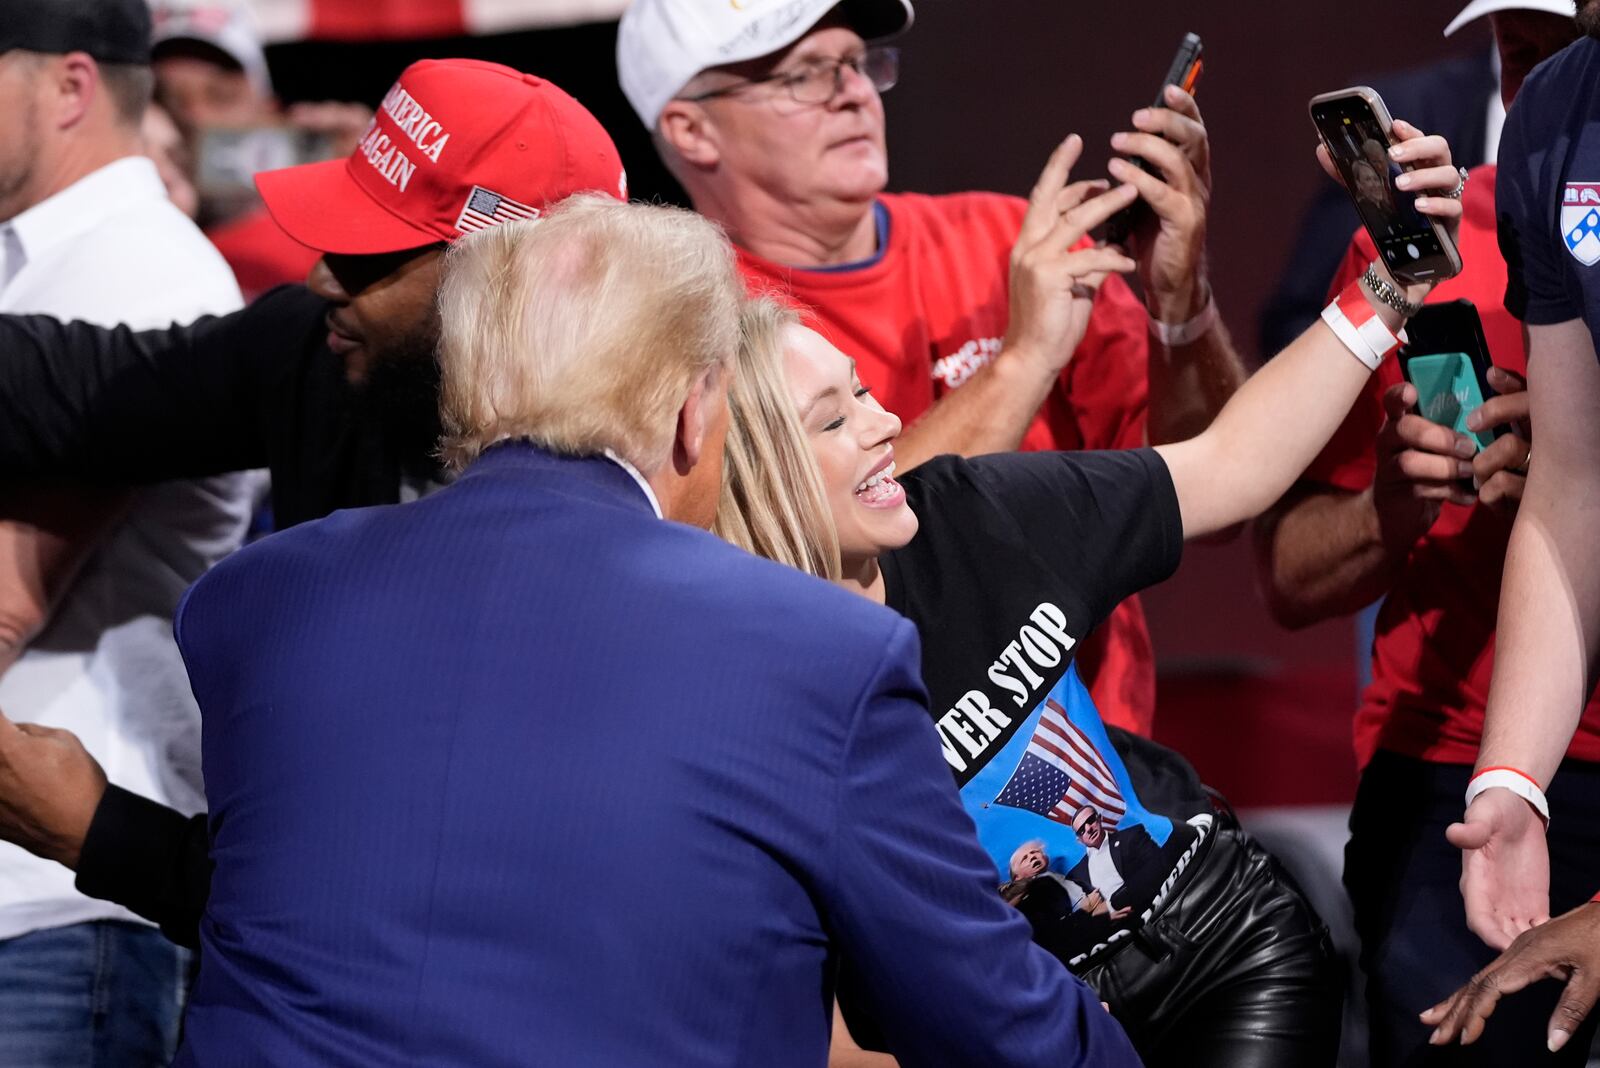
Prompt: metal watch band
<box><xmin>1360</xmin><ymin>263</ymin><xmax>1423</xmax><ymax>318</ymax></box>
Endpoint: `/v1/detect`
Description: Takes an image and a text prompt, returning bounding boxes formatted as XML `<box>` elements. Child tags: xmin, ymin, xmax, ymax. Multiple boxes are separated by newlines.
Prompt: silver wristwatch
<box><xmin>1361</xmin><ymin>264</ymin><xmax>1423</xmax><ymax>318</ymax></box>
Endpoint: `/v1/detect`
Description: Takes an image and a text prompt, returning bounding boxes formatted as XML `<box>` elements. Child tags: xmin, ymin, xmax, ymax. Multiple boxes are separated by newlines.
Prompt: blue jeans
<box><xmin>0</xmin><ymin>920</ymin><xmax>189</xmax><ymax>1067</ymax></box>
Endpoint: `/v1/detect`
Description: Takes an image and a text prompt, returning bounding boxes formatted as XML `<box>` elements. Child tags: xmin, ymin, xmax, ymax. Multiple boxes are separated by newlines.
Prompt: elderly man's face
<box><xmin>699</xmin><ymin>24</ymin><xmax>888</xmax><ymax>212</ymax></box>
<box><xmin>1013</xmin><ymin>845</ymin><xmax>1048</xmax><ymax>879</ymax></box>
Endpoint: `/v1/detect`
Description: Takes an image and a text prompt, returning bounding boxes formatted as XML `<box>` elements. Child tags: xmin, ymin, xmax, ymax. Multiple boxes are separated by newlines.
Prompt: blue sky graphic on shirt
<box><xmin>960</xmin><ymin>664</ymin><xmax>1171</xmax><ymax>885</ymax></box>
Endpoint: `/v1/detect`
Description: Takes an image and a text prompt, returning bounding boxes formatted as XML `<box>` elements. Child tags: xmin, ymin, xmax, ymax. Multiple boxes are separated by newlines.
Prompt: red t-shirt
<box><xmin>206</xmin><ymin>207</ymin><xmax>321</xmax><ymax>302</ymax></box>
<box><xmin>1308</xmin><ymin>164</ymin><xmax>1600</xmax><ymax>767</ymax></box>
<box><xmin>737</xmin><ymin>191</ymin><xmax>1157</xmax><ymax>737</ymax></box>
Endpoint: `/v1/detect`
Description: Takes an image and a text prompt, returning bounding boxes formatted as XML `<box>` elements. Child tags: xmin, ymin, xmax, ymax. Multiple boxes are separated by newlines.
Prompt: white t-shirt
<box><xmin>0</xmin><ymin>156</ymin><xmax>253</xmax><ymax>940</ymax></box>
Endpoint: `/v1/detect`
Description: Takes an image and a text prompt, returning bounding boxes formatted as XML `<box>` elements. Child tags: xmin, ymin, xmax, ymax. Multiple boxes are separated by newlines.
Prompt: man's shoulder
<box><xmin>1520</xmin><ymin>37</ymin><xmax>1600</xmax><ymax>109</ymax></box>
<box><xmin>27</xmin><ymin>197</ymin><xmax>243</xmax><ymax>325</ymax></box>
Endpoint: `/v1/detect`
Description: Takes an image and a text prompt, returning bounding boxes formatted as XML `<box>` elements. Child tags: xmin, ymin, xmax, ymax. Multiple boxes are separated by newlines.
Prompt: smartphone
<box><xmin>1399</xmin><ymin>300</ymin><xmax>1504</xmax><ymax>451</ymax></box>
<box><xmin>196</xmin><ymin>126</ymin><xmax>342</xmax><ymax>203</ymax></box>
<box><xmin>1309</xmin><ymin>86</ymin><xmax>1462</xmax><ymax>286</ymax></box>
<box><xmin>1102</xmin><ymin>32</ymin><xmax>1204</xmax><ymax>246</ymax></box>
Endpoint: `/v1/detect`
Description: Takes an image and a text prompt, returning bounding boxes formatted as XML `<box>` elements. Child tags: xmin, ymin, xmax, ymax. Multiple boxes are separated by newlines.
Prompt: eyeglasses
<box><xmin>682</xmin><ymin>46</ymin><xmax>900</xmax><ymax>107</ymax></box>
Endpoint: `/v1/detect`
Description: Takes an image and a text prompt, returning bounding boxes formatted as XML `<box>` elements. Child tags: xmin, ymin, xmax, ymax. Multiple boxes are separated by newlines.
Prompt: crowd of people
<box><xmin>0</xmin><ymin>0</ymin><xmax>1595</xmax><ymax>1064</ymax></box>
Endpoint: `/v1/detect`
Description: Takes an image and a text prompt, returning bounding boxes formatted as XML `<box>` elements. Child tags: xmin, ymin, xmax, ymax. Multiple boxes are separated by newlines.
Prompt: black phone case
<box><xmin>1398</xmin><ymin>299</ymin><xmax>1507</xmax><ymax>443</ymax></box>
<box><xmin>1101</xmin><ymin>33</ymin><xmax>1203</xmax><ymax>246</ymax></box>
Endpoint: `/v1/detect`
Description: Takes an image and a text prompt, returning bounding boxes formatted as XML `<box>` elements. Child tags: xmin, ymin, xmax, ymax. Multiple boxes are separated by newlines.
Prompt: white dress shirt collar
<box><xmin>3</xmin><ymin>157</ymin><xmax>167</xmax><ymax>286</ymax></box>
<box><xmin>604</xmin><ymin>449</ymin><xmax>664</xmax><ymax>519</ymax></box>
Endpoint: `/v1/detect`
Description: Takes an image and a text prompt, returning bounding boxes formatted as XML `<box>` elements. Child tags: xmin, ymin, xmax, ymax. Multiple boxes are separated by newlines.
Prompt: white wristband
<box><xmin>1319</xmin><ymin>278</ymin><xmax>1405</xmax><ymax>372</ymax></box>
<box><xmin>1149</xmin><ymin>296</ymin><xmax>1218</xmax><ymax>348</ymax></box>
<box><xmin>1465</xmin><ymin>768</ymin><xmax>1551</xmax><ymax>828</ymax></box>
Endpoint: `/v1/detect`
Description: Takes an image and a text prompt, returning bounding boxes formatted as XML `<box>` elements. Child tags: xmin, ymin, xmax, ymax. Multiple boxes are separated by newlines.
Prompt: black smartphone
<box><xmin>1102</xmin><ymin>32</ymin><xmax>1204</xmax><ymax>246</ymax></box>
<box><xmin>1399</xmin><ymin>300</ymin><xmax>1505</xmax><ymax>452</ymax></box>
<box><xmin>1309</xmin><ymin>86</ymin><xmax>1463</xmax><ymax>286</ymax></box>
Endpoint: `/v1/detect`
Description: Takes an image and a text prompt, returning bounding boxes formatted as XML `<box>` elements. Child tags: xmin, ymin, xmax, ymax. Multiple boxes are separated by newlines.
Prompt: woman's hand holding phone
<box><xmin>1315</xmin><ymin>118</ymin><xmax>1465</xmax><ymax>320</ymax></box>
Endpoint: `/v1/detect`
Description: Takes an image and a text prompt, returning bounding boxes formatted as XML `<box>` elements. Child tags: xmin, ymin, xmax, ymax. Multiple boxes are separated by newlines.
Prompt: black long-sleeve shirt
<box><xmin>2</xmin><ymin>284</ymin><xmax>440</xmax><ymax>947</ymax></box>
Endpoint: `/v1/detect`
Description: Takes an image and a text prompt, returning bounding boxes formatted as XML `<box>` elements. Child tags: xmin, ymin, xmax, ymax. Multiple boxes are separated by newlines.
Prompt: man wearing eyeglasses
<box><xmin>618</xmin><ymin>0</ymin><xmax>1247</xmax><ymax>745</ymax></box>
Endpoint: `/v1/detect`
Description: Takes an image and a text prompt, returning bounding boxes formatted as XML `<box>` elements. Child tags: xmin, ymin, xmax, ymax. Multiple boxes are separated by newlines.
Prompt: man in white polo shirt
<box><xmin>0</xmin><ymin>0</ymin><xmax>249</xmax><ymax>1062</ymax></box>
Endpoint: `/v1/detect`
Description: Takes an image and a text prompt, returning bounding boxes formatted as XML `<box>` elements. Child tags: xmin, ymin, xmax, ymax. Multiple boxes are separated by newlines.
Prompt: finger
<box><xmin>1549</xmin><ymin>969</ymin><xmax>1600</xmax><ymax>1053</ymax></box>
<box><xmin>1476</xmin><ymin>472</ymin><xmax>1526</xmax><ymax>511</ymax></box>
<box><xmin>1131</xmin><ymin>105</ymin><xmax>1207</xmax><ymax>160</ymax></box>
<box><xmin>1315</xmin><ymin>143</ymin><xmax>1343</xmax><ymax>186</ymax></box>
<box><xmin>1380</xmin><ymin>382</ymin><xmax>1419</xmax><ymax>423</ymax></box>
<box><xmin>1394</xmin><ymin>449</ymin><xmax>1475</xmax><ymax>484</ymax></box>
<box><xmin>1447</xmin><ymin>819</ymin><xmax>1492</xmax><ymax>850</ymax></box>
<box><xmin>1052</xmin><ymin>182</ymin><xmax>1138</xmax><ymax>242</ymax></box>
<box><xmin>1468</xmin><ymin>394</ymin><xmax>1530</xmax><ymax>431</ymax></box>
<box><xmin>1393</xmin><ymin>413</ymin><xmax>1475</xmax><ymax>457</ymax></box>
<box><xmin>1472</xmin><ymin>435</ymin><xmax>1528</xmax><ymax>480</ymax></box>
<box><xmin>1161</xmin><ymin>83</ymin><xmax>1203</xmax><ymax>123</ymax></box>
<box><xmin>1389</xmin><ymin>123</ymin><xmax>1448</xmax><ymax>160</ymax></box>
<box><xmin>1020</xmin><ymin>135</ymin><xmax>1084</xmax><ymax>245</ymax></box>
<box><xmin>1109</xmin><ymin>131</ymin><xmax>1196</xmax><ymax>196</ymax></box>
<box><xmin>1413</xmin><ymin>195</ymin><xmax>1465</xmax><ymax>224</ymax></box>
<box><xmin>1061</xmin><ymin>246</ymin><xmax>1138</xmax><ymax>278</ymax></box>
<box><xmin>1486</xmin><ymin>366</ymin><xmax>1527</xmax><ymax>393</ymax></box>
<box><xmin>1106</xmin><ymin>157</ymin><xmax>1181</xmax><ymax>221</ymax></box>
<box><xmin>1051</xmin><ymin>179</ymin><xmax>1113</xmax><ymax>217</ymax></box>
<box><xmin>1395</xmin><ymin>164</ymin><xmax>1465</xmax><ymax>196</ymax></box>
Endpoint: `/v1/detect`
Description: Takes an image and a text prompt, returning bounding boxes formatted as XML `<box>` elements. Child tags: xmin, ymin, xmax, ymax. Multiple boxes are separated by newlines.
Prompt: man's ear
<box><xmin>49</xmin><ymin>53</ymin><xmax>100</xmax><ymax>132</ymax></box>
<box><xmin>672</xmin><ymin>365</ymin><xmax>725</xmax><ymax>476</ymax></box>
<box><xmin>657</xmin><ymin>102</ymin><xmax>721</xmax><ymax>171</ymax></box>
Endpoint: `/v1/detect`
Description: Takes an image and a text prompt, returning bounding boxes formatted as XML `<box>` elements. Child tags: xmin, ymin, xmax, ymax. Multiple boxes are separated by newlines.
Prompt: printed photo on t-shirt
<box><xmin>962</xmin><ymin>665</ymin><xmax>1210</xmax><ymax>967</ymax></box>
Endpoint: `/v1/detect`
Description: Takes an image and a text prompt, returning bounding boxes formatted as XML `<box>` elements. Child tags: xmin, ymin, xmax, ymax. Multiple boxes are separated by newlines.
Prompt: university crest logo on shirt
<box><xmin>1562</xmin><ymin>183</ymin><xmax>1600</xmax><ymax>266</ymax></box>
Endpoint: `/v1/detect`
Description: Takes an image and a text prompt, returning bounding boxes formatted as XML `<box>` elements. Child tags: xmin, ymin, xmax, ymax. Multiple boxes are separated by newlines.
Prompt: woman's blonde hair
<box><xmin>714</xmin><ymin>297</ymin><xmax>842</xmax><ymax>581</ymax></box>
<box><xmin>436</xmin><ymin>194</ymin><xmax>741</xmax><ymax>473</ymax></box>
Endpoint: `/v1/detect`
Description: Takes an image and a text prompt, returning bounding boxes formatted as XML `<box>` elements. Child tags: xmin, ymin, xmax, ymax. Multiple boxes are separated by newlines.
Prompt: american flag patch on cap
<box><xmin>454</xmin><ymin>185</ymin><xmax>540</xmax><ymax>234</ymax></box>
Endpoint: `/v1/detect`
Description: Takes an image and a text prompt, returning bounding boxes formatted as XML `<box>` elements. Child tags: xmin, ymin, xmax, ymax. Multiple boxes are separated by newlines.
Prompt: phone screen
<box><xmin>1312</xmin><ymin>99</ymin><xmax>1449</xmax><ymax>278</ymax></box>
<box><xmin>1405</xmin><ymin>352</ymin><xmax>1494</xmax><ymax>450</ymax></box>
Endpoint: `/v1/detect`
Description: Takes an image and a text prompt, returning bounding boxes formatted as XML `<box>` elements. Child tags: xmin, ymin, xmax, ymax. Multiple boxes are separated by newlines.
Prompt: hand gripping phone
<box><xmin>1309</xmin><ymin>86</ymin><xmax>1463</xmax><ymax>285</ymax></box>
<box><xmin>1399</xmin><ymin>299</ymin><xmax>1505</xmax><ymax>452</ymax></box>
<box><xmin>1102</xmin><ymin>32</ymin><xmax>1204</xmax><ymax>247</ymax></box>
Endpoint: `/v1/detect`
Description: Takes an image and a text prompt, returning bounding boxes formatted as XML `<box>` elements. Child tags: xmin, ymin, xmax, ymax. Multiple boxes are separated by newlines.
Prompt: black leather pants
<box><xmin>1077</xmin><ymin>816</ymin><xmax>1342</xmax><ymax>1068</ymax></box>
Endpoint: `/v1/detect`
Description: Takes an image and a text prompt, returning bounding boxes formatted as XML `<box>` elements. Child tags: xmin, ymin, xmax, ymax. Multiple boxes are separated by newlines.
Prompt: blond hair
<box><xmin>714</xmin><ymin>297</ymin><xmax>841</xmax><ymax>581</ymax></box>
<box><xmin>436</xmin><ymin>194</ymin><xmax>741</xmax><ymax>473</ymax></box>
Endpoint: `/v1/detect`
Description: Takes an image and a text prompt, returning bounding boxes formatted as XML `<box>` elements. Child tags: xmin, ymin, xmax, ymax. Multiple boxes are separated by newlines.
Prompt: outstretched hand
<box><xmin>1450</xmin><ymin>787</ymin><xmax>1551</xmax><ymax>951</ymax></box>
<box><xmin>1423</xmin><ymin>900</ymin><xmax>1600</xmax><ymax>1053</ymax></box>
<box><xmin>0</xmin><ymin>707</ymin><xmax>106</xmax><ymax>869</ymax></box>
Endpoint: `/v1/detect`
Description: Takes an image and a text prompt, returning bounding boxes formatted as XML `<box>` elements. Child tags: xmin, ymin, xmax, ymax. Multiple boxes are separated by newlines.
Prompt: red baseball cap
<box><xmin>256</xmin><ymin>58</ymin><xmax>628</xmax><ymax>256</ymax></box>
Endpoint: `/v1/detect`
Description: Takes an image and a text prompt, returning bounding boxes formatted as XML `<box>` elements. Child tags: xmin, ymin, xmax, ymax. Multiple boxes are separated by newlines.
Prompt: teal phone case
<box><xmin>1406</xmin><ymin>352</ymin><xmax>1494</xmax><ymax>451</ymax></box>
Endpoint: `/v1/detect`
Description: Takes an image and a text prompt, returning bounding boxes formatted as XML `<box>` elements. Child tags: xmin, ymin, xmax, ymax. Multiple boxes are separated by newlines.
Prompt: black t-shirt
<box><xmin>882</xmin><ymin>449</ymin><xmax>1212</xmax><ymax>967</ymax></box>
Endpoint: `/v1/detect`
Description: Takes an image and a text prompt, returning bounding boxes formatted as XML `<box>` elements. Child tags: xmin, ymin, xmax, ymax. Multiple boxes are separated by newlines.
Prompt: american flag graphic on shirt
<box><xmin>992</xmin><ymin>699</ymin><xmax>1127</xmax><ymax>828</ymax></box>
<box><xmin>454</xmin><ymin>186</ymin><xmax>540</xmax><ymax>235</ymax></box>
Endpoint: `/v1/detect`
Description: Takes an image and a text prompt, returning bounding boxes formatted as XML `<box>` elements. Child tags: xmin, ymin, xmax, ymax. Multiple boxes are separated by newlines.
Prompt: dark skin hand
<box><xmin>0</xmin><ymin>707</ymin><xmax>105</xmax><ymax>869</ymax></box>
<box><xmin>1423</xmin><ymin>900</ymin><xmax>1600</xmax><ymax>1053</ymax></box>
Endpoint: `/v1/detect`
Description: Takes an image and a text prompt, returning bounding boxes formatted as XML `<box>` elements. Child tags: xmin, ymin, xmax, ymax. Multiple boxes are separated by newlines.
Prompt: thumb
<box><xmin>1548</xmin><ymin>969</ymin><xmax>1600</xmax><ymax>1053</ymax></box>
<box><xmin>1447</xmin><ymin>819</ymin><xmax>1493</xmax><ymax>851</ymax></box>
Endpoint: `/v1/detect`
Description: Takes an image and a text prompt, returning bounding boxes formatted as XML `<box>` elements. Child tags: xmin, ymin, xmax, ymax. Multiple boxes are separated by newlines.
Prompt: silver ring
<box><xmin>1445</xmin><ymin>166</ymin><xmax>1468</xmax><ymax>199</ymax></box>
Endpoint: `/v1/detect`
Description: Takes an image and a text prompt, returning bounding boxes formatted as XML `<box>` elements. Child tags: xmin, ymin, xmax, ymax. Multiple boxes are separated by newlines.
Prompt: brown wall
<box><xmin>881</xmin><ymin>0</ymin><xmax>1488</xmax><ymax>366</ymax></box>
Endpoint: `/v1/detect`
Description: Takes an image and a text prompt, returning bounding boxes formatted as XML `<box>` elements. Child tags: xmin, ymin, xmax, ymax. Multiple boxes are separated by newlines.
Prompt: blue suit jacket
<box><xmin>172</xmin><ymin>443</ymin><xmax>1139</xmax><ymax>1068</ymax></box>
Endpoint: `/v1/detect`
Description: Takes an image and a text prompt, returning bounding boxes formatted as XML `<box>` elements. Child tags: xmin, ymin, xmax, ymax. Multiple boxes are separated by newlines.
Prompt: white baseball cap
<box><xmin>150</xmin><ymin>1</ymin><xmax>272</xmax><ymax>97</ymax></box>
<box><xmin>1444</xmin><ymin>0</ymin><xmax>1575</xmax><ymax>35</ymax></box>
<box><xmin>617</xmin><ymin>0</ymin><xmax>913</xmax><ymax>129</ymax></box>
